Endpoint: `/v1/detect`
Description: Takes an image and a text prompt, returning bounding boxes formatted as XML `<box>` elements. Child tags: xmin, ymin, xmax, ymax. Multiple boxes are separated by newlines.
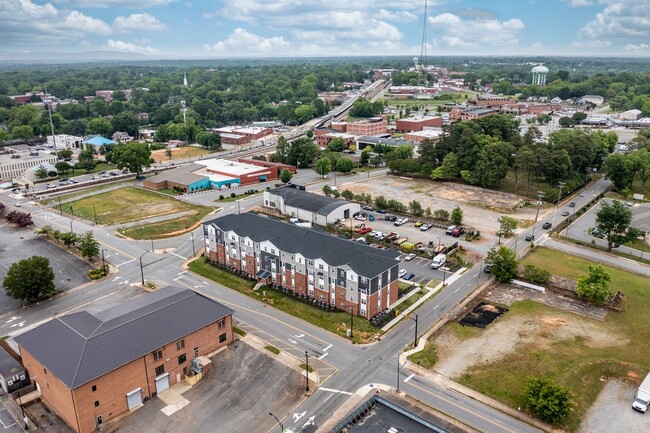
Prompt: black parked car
<box><xmin>542</xmin><ymin>222</ymin><xmax>552</xmax><ymax>229</ymax></box>
<box><xmin>525</xmin><ymin>234</ymin><xmax>535</xmax><ymax>242</ymax></box>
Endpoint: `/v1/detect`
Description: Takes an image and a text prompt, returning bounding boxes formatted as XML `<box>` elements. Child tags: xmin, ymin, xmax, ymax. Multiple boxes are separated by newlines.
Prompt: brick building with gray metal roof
<box><xmin>203</xmin><ymin>213</ymin><xmax>400</xmax><ymax>319</ymax></box>
<box><xmin>15</xmin><ymin>286</ymin><xmax>234</xmax><ymax>433</ymax></box>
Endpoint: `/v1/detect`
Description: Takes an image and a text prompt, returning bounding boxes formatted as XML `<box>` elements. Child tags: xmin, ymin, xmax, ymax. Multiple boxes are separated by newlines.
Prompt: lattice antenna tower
<box><xmin>419</xmin><ymin>0</ymin><xmax>428</xmax><ymax>86</ymax></box>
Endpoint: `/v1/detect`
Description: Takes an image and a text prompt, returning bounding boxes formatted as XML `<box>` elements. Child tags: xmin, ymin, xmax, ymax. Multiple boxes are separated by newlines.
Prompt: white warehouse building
<box><xmin>263</xmin><ymin>185</ymin><xmax>360</xmax><ymax>226</ymax></box>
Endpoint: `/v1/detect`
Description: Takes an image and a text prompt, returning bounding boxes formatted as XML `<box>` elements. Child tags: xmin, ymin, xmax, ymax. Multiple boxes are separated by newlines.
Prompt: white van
<box><xmin>431</xmin><ymin>254</ymin><xmax>446</xmax><ymax>269</ymax></box>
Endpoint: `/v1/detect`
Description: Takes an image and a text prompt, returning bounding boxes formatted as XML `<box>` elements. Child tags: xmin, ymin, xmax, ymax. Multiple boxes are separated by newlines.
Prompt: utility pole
<box><xmin>93</xmin><ymin>204</ymin><xmax>98</xmax><ymax>225</ymax></box>
<box><xmin>305</xmin><ymin>351</ymin><xmax>310</xmax><ymax>392</ymax></box>
<box><xmin>191</xmin><ymin>231</ymin><xmax>196</xmax><ymax>257</ymax></box>
<box><xmin>531</xmin><ymin>191</ymin><xmax>545</xmax><ymax>240</ymax></box>
<box><xmin>406</xmin><ymin>313</ymin><xmax>419</xmax><ymax>347</ymax></box>
<box><xmin>551</xmin><ymin>181</ymin><xmax>566</xmax><ymax>226</ymax></box>
<box><xmin>101</xmin><ymin>249</ymin><xmax>107</xmax><ymax>275</ymax></box>
<box><xmin>396</xmin><ymin>355</ymin><xmax>400</xmax><ymax>393</ymax></box>
<box><xmin>349</xmin><ymin>306</ymin><xmax>354</xmax><ymax>339</ymax></box>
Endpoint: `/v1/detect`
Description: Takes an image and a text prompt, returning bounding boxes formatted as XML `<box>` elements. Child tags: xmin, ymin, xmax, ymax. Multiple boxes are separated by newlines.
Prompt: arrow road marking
<box><xmin>302</xmin><ymin>416</ymin><xmax>315</xmax><ymax>428</ymax></box>
<box><xmin>288</xmin><ymin>339</ymin><xmax>298</xmax><ymax>345</ymax></box>
<box><xmin>293</xmin><ymin>411</ymin><xmax>306</xmax><ymax>423</ymax></box>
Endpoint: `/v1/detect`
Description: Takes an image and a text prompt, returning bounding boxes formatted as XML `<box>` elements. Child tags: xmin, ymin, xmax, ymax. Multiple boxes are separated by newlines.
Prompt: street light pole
<box><xmin>407</xmin><ymin>313</ymin><xmax>419</xmax><ymax>347</ymax></box>
<box><xmin>349</xmin><ymin>306</ymin><xmax>353</xmax><ymax>339</ymax></box>
<box><xmin>191</xmin><ymin>231</ymin><xmax>196</xmax><ymax>257</ymax></box>
<box><xmin>139</xmin><ymin>252</ymin><xmax>147</xmax><ymax>285</ymax></box>
<box><xmin>305</xmin><ymin>351</ymin><xmax>310</xmax><ymax>392</ymax></box>
<box><xmin>101</xmin><ymin>249</ymin><xmax>107</xmax><ymax>275</ymax></box>
<box><xmin>69</xmin><ymin>220</ymin><xmax>73</xmax><ymax>235</ymax></box>
<box><xmin>93</xmin><ymin>203</ymin><xmax>98</xmax><ymax>225</ymax></box>
<box><xmin>552</xmin><ymin>181</ymin><xmax>566</xmax><ymax>226</ymax></box>
<box><xmin>18</xmin><ymin>392</ymin><xmax>28</xmax><ymax>430</ymax></box>
<box><xmin>531</xmin><ymin>191</ymin><xmax>544</xmax><ymax>240</ymax></box>
<box><xmin>269</xmin><ymin>413</ymin><xmax>283</xmax><ymax>433</ymax></box>
<box><xmin>396</xmin><ymin>355</ymin><xmax>400</xmax><ymax>393</ymax></box>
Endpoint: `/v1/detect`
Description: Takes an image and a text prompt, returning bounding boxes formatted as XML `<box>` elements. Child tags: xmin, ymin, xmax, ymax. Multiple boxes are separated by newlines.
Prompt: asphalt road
<box><xmin>6</xmin><ymin>166</ymin><xmax>624</xmax><ymax>433</ymax></box>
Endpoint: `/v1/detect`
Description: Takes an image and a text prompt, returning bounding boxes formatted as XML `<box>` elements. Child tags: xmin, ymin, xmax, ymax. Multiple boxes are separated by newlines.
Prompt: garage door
<box><xmin>155</xmin><ymin>373</ymin><xmax>170</xmax><ymax>394</ymax></box>
<box><xmin>126</xmin><ymin>388</ymin><xmax>142</xmax><ymax>410</ymax></box>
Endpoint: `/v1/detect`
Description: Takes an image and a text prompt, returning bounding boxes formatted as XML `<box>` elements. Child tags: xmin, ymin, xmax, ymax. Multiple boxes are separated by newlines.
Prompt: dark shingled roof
<box><xmin>205</xmin><ymin>213</ymin><xmax>399</xmax><ymax>277</ymax></box>
<box><xmin>0</xmin><ymin>346</ymin><xmax>23</xmax><ymax>377</ymax></box>
<box><xmin>15</xmin><ymin>286</ymin><xmax>232</xmax><ymax>389</ymax></box>
<box><xmin>269</xmin><ymin>186</ymin><xmax>350</xmax><ymax>216</ymax></box>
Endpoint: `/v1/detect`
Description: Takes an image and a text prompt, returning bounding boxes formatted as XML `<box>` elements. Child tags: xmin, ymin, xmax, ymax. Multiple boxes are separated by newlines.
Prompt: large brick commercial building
<box><xmin>15</xmin><ymin>287</ymin><xmax>233</xmax><ymax>433</ymax></box>
<box><xmin>203</xmin><ymin>213</ymin><xmax>400</xmax><ymax>319</ymax></box>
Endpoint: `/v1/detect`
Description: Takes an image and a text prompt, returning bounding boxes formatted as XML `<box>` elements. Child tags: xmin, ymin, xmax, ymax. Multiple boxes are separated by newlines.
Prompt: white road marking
<box><xmin>318</xmin><ymin>387</ymin><xmax>353</xmax><ymax>395</ymax></box>
<box><xmin>302</xmin><ymin>416</ymin><xmax>315</xmax><ymax>428</ymax></box>
<box><xmin>454</xmin><ymin>288</ymin><xmax>460</xmax><ymax>293</ymax></box>
<box><xmin>323</xmin><ymin>394</ymin><xmax>334</xmax><ymax>403</ymax></box>
<box><xmin>293</xmin><ymin>412</ymin><xmax>306</xmax><ymax>422</ymax></box>
<box><xmin>116</xmin><ymin>258</ymin><xmax>135</xmax><ymax>267</ymax></box>
<box><xmin>318</xmin><ymin>352</ymin><xmax>329</xmax><ymax>360</ymax></box>
<box><xmin>404</xmin><ymin>374</ymin><xmax>415</xmax><ymax>383</ymax></box>
<box><xmin>171</xmin><ymin>252</ymin><xmax>186</xmax><ymax>260</ymax></box>
<box><xmin>323</xmin><ymin>344</ymin><xmax>332</xmax><ymax>352</ymax></box>
<box><xmin>178</xmin><ymin>271</ymin><xmax>188</xmax><ymax>275</ymax></box>
<box><xmin>288</xmin><ymin>338</ymin><xmax>298</xmax><ymax>345</ymax></box>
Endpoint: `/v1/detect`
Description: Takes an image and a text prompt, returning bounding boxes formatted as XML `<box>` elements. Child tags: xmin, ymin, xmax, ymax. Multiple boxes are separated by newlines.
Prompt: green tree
<box><xmin>78</xmin><ymin>147</ymin><xmax>96</xmax><ymax>171</ymax></box>
<box><xmin>196</xmin><ymin>132</ymin><xmax>222</xmax><ymax>150</ymax></box>
<box><xmin>576</xmin><ymin>264</ymin><xmax>613</xmax><ymax>305</ymax></box>
<box><xmin>55</xmin><ymin>161</ymin><xmax>71</xmax><ymax>175</ymax></box>
<box><xmin>486</xmin><ymin>246</ymin><xmax>518</xmax><ymax>283</ymax></box>
<box><xmin>35</xmin><ymin>165</ymin><xmax>49</xmax><ymax>179</ymax></box>
<box><xmin>571</xmin><ymin>111</ymin><xmax>588</xmax><ymax>124</ymax></box>
<box><xmin>11</xmin><ymin>124</ymin><xmax>34</xmax><ymax>139</ymax></box>
<box><xmin>409</xmin><ymin>200</ymin><xmax>423</xmax><ymax>216</ymax></box>
<box><xmin>328</xmin><ymin>137</ymin><xmax>347</xmax><ymax>152</ymax></box>
<box><xmin>78</xmin><ymin>231</ymin><xmax>100</xmax><ymax>260</ymax></box>
<box><xmin>336</xmin><ymin>157</ymin><xmax>354</xmax><ymax>173</ymax></box>
<box><xmin>450</xmin><ymin>206</ymin><xmax>463</xmax><ymax>226</ymax></box>
<box><xmin>86</xmin><ymin>117</ymin><xmax>113</xmax><ymax>137</ymax></box>
<box><xmin>314</xmin><ymin>157</ymin><xmax>332</xmax><ymax>177</ymax></box>
<box><xmin>274</xmin><ymin>136</ymin><xmax>290</xmax><ymax>163</ymax></box>
<box><xmin>559</xmin><ymin>117</ymin><xmax>574</xmax><ymax>128</ymax></box>
<box><xmin>3</xmin><ymin>256</ymin><xmax>56</xmax><ymax>303</ymax></box>
<box><xmin>374</xmin><ymin>195</ymin><xmax>388</xmax><ymax>209</ymax></box>
<box><xmin>433</xmin><ymin>209</ymin><xmax>450</xmax><ymax>221</ymax></box>
<box><xmin>57</xmin><ymin>149</ymin><xmax>73</xmax><ymax>159</ymax></box>
<box><xmin>523</xmin><ymin>265</ymin><xmax>551</xmax><ymax>285</ymax></box>
<box><xmin>111</xmin><ymin>111</ymin><xmax>139</xmax><ymax>137</ymax></box>
<box><xmin>279</xmin><ymin>169</ymin><xmax>293</xmax><ymax>184</ymax></box>
<box><xmin>604</xmin><ymin>153</ymin><xmax>634</xmax><ymax>190</ymax></box>
<box><xmin>595</xmin><ymin>200</ymin><xmax>632</xmax><ymax>252</ymax></box>
<box><xmin>322</xmin><ymin>185</ymin><xmax>333</xmax><ymax>197</ymax></box>
<box><xmin>523</xmin><ymin>377</ymin><xmax>572</xmax><ymax>424</ymax></box>
<box><xmin>497</xmin><ymin>216</ymin><xmax>518</xmax><ymax>238</ymax></box>
<box><xmin>111</xmin><ymin>142</ymin><xmax>152</xmax><ymax>175</ymax></box>
<box><xmin>165</xmin><ymin>148</ymin><xmax>173</xmax><ymax>159</ymax></box>
<box><xmin>341</xmin><ymin>189</ymin><xmax>354</xmax><ymax>200</ymax></box>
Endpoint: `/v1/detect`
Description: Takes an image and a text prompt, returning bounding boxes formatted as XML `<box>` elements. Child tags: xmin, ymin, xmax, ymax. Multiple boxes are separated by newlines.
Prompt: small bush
<box><xmin>230</xmin><ymin>192</ymin><xmax>236</xmax><ymax>198</ymax></box>
<box><xmin>265</xmin><ymin>345</ymin><xmax>280</xmax><ymax>355</ymax></box>
<box><xmin>523</xmin><ymin>377</ymin><xmax>572</xmax><ymax>424</ymax></box>
<box><xmin>299</xmin><ymin>363</ymin><xmax>314</xmax><ymax>373</ymax></box>
<box><xmin>233</xmin><ymin>326</ymin><xmax>247</xmax><ymax>337</ymax></box>
<box><xmin>219</xmin><ymin>195</ymin><xmax>225</xmax><ymax>200</ymax></box>
<box><xmin>523</xmin><ymin>264</ymin><xmax>551</xmax><ymax>285</ymax></box>
<box><xmin>88</xmin><ymin>266</ymin><xmax>108</xmax><ymax>280</ymax></box>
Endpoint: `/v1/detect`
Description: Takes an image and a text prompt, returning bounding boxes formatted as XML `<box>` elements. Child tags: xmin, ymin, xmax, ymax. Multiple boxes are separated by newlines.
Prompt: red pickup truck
<box><xmin>357</xmin><ymin>227</ymin><xmax>372</xmax><ymax>235</ymax></box>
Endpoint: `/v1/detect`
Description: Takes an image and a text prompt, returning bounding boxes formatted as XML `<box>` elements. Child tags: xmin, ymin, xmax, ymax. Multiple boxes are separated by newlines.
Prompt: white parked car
<box><xmin>404</xmin><ymin>253</ymin><xmax>416</xmax><ymax>261</ymax></box>
<box><xmin>398</xmin><ymin>269</ymin><xmax>407</xmax><ymax>278</ymax></box>
<box><xmin>431</xmin><ymin>254</ymin><xmax>446</xmax><ymax>269</ymax></box>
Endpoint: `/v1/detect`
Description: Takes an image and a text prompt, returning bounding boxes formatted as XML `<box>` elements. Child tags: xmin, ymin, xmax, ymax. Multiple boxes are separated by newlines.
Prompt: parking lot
<box><xmin>397</xmin><ymin>253</ymin><xmax>447</xmax><ymax>284</ymax></box>
<box><xmin>579</xmin><ymin>380</ymin><xmax>650</xmax><ymax>433</ymax></box>
<box><xmin>566</xmin><ymin>198</ymin><xmax>650</xmax><ymax>259</ymax></box>
<box><xmin>113</xmin><ymin>342</ymin><xmax>305</xmax><ymax>433</ymax></box>
<box><xmin>0</xmin><ymin>221</ymin><xmax>92</xmax><ymax>316</ymax></box>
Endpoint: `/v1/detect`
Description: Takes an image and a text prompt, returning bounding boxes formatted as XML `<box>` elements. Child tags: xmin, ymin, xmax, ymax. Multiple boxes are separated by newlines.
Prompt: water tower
<box><xmin>531</xmin><ymin>65</ymin><xmax>549</xmax><ymax>86</ymax></box>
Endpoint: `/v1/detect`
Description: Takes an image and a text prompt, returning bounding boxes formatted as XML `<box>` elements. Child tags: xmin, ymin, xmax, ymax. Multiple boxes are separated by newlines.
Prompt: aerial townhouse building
<box><xmin>203</xmin><ymin>213</ymin><xmax>400</xmax><ymax>319</ymax></box>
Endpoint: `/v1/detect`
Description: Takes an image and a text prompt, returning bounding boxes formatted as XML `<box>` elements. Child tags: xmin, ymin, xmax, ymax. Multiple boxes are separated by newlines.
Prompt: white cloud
<box><xmin>428</xmin><ymin>13</ymin><xmax>525</xmax><ymax>49</ymax></box>
<box><xmin>624</xmin><ymin>43</ymin><xmax>650</xmax><ymax>51</ymax></box>
<box><xmin>566</xmin><ymin>0</ymin><xmax>593</xmax><ymax>7</ymax></box>
<box><xmin>0</xmin><ymin>0</ymin><xmax>111</xmax><ymax>44</ymax></box>
<box><xmin>204</xmin><ymin>28</ymin><xmax>290</xmax><ymax>54</ymax></box>
<box><xmin>54</xmin><ymin>0</ymin><xmax>178</xmax><ymax>8</ymax></box>
<box><xmin>570</xmin><ymin>39</ymin><xmax>612</xmax><ymax>48</ymax></box>
<box><xmin>104</xmin><ymin>39</ymin><xmax>159</xmax><ymax>54</ymax></box>
<box><xmin>580</xmin><ymin>1</ymin><xmax>650</xmax><ymax>39</ymax></box>
<box><xmin>375</xmin><ymin>9</ymin><xmax>418</xmax><ymax>23</ymax></box>
<box><xmin>113</xmin><ymin>13</ymin><xmax>167</xmax><ymax>32</ymax></box>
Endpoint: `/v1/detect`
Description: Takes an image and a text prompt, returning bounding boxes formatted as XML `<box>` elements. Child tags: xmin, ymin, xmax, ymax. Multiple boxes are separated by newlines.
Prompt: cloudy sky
<box><xmin>1</xmin><ymin>0</ymin><xmax>649</xmax><ymax>58</ymax></box>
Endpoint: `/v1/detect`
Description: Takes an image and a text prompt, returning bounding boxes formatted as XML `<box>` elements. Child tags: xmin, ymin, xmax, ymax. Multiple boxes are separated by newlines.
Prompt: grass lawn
<box><xmin>119</xmin><ymin>206</ymin><xmax>213</xmax><ymax>239</ymax></box>
<box><xmin>65</xmin><ymin>187</ymin><xmax>207</xmax><ymax>225</ymax></box>
<box><xmin>624</xmin><ymin>238</ymin><xmax>650</xmax><ymax>253</ymax></box>
<box><xmin>407</xmin><ymin>343</ymin><xmax>438</xmax><ymax>369</ymax></box>
<box><xmin>455</xmin><ymin>247</ymin><xmax>650</xmax><ymax>431</ymax></box>
<box><xmin>188</xmin><ymin>257</ymin><xmax>381</xmax><ymax>343</ymax></box>
<box><xmin>151</xmin><ymin>146</ymin><xmax>213</xmax><ymax>162</ymax></box>
<box><xmin>394</xmin><ymin>288</ymin><xmax>427</xmax><ymax>315</ymax></box>
<box><xmin>499</xmin><ymin>169</ymin><xmax>560</xmax><ymax>200</ymax></box>
<box><xmin>630</xmin><ymin>177</ymin><xmax>649</xmax><ymax>196</ymax></box>
<box><xmin>43</xmin><ymin>180</ymin><xmax>134</xmax><ymax>205</ymax></box>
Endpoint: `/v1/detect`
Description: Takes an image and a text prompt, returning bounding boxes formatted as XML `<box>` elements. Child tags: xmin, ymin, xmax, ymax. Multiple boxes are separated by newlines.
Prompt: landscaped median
<box><xmin>188</xmin><ymin>256</ymin><xmax>382</xmax><ymax>344</ymax></box>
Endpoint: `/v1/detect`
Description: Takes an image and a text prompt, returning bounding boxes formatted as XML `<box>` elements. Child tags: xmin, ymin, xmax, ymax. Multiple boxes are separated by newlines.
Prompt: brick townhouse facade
<box><xmin>15</xmin><ymin>287</ymin><xmax>233</xmax><ymax>433</ymax></box>
<box><xmin>203</xmin><ymin>213</ymin><xmax>400</xmax><ymax>319</ymax></box>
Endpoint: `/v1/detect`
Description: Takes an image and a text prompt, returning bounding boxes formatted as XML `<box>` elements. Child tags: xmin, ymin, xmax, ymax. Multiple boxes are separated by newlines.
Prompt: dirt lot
<box><xmin>341</xmin><ymin>176</ymin><xmax>536</xmax><ymax>234</ymax></box>
<box><xmin>432</xmin><ymin>303</ymin><xmax>626</xmax><ymax>379</ymax></box>
<box><xmin>151</xmin><ymin>146</ymin><xmax>211</xmax><ymax>162</ymax></box>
